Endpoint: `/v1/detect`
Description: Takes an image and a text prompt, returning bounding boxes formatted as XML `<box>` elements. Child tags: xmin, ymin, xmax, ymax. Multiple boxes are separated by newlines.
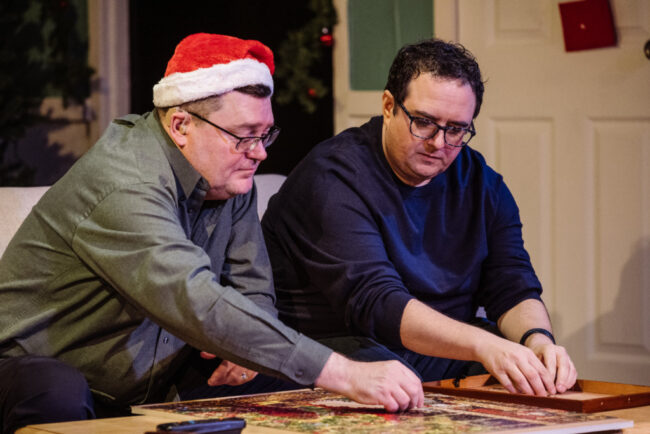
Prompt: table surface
<box><xmin>16</xmin><ymin>404</ymin><xmax>650</xmax><ymax>434</ymax></box>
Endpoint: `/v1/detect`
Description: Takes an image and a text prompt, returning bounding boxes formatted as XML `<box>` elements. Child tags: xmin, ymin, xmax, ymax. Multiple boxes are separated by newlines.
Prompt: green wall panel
<box><xmin>349</xmin><ymin>0</ymin><xmax>433</xmax><ymax>90</ymax></box>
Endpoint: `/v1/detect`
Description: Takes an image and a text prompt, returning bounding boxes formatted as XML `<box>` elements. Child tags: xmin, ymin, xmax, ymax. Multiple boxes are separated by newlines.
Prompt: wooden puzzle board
<box><xmin>133</xmin><ymin>388</ymin><xmax>633</xmax><ymax>433</ymax></box>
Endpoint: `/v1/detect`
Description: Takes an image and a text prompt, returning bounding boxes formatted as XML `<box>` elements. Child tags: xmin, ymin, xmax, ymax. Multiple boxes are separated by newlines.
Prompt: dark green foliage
<box><xmin>0</xmin><ymin>0</ymin><xmax>93</xmax><ymax>185</ymax></box>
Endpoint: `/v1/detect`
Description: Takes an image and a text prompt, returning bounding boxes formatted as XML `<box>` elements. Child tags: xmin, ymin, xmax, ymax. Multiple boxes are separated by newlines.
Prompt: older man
<box><xmin>262</xmin><ymin>39</ymin><xmax>577</xmax><ymax>397</ymax></box>
<box><xmin>0</xmin><ymin>33</ymin><xmax>422</xmax><ymax>433</ymax></box>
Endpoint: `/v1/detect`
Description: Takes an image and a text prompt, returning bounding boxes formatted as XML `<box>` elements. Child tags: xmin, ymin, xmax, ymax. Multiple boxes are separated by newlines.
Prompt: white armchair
<box><xmin>254</xmin><ymin>173</ymin><xmax>286</xmax><ymax>218</ymax></box>
<box><xmin>0</xmin><ymin>186</ymin><xmax>50</xmax><ymax>257</ymax></box>
<box><xmin>0</xmin><ymin>175</ymin><xmax>285</xmax><ymax>258</ymax></box>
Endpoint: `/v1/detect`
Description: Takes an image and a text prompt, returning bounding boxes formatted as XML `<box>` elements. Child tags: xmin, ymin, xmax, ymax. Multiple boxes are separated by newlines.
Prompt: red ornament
<box><xmin>320</xmin><ymin>27</ymin><xmax>333</xmax><ymax>47</ymax></box>
<box><xmin>307</xmin><ymin>88</ymin><xmax>317</xmax><ymax>98</ymax></box>
<box><xmin>319</xmin><ymin>34</ymin><xmax>333</xmax><ymax>47</ymax></box>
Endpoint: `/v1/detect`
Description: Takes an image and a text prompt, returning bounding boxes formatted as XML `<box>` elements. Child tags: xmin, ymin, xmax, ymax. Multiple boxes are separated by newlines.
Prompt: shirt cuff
<box><xmin>280</xmin><ymin>333</ymin><xmax>333</xmax><ymax>385</ymax></box>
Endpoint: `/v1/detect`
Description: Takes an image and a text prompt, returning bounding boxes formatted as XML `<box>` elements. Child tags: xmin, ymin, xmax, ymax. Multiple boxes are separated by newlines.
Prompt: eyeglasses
<box><xmin>188</xmin><ymin>111</ymin><xmax>281</xmax><ymax>153</ymax></box>
<box><xmin>397</xmin><ymin>101</ymin><xmax>475</xmax><ymax>148</ymax></box>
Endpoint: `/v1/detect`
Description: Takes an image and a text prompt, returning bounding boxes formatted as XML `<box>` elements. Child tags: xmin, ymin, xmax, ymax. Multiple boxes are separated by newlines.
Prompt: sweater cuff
<box><xmin>488</xmin><ymin>290</ymin><xmax>542</xmax><ymax>323</ymax></box>
<box><xmin>374</xmin><ymin>290</ymin><xmax>414</xmax><ymax>347</ymax></box>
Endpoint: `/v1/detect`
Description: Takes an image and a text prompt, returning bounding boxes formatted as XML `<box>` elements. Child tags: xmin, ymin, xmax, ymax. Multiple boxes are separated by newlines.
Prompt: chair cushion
<box><xmin>254</xmin><ymin>174</ymin><xmax>286</xmax><ymax>218</ymax></box>
<box><xmin>0</xmin><ymin>186</ymin><xmax>50</xmax><ymax>257</ymax></box>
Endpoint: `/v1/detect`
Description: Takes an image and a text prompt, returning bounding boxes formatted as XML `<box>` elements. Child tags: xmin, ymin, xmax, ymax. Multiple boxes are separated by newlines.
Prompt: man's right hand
<box><xmin>314</xmin><ymin>352</ymin><xmax>424</xmax><ymax>412</ymax></box>
<box><xmin>475</xmin><ymin>335</ymin><xmax>557</xmax><ymax>396</ymax></box>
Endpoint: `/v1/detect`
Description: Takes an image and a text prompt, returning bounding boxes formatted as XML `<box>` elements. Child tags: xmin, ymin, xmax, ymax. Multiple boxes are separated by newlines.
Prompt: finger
<box><xmin>525</xmin><ymin>352</ymin><xmax>556</xmax><ymax>395</ymax></box>
<box><xmin>381</xmin><ymin>395</ymin><xmax>399</xmax><ymax>413</ymax></box>
<box><xmin>245</xmin><ymin>371</ymin><xmax>258</xmax><ymax>383</ymax></box>
<box><xmin>509</xmin><ymin>368</ymin><xmax>535</xmax><ymax>395</ymax></box>
<box><xmin>230</xmin><ymin>370</ymin><xmax>258</xmax><ymax>386</ymax></box>
<box><xmin>403</xmin><ymin>375</ymin><xmax>424</xmax><ymax>409</ymax></box>
<box><xmin>523</xmin><ymin>359</ymin><xmax>556</xmax><ymax>396</ymax></box>
<box><xmin>539</xmin><ymin>370</ymin><xmax>557</xmax><ymax>396</ymax></box>
<box><xmin>412</xmin><ymin>383</ymin><xmax>425</xmax><ymax>408</ymax></box>
<box><xmin>537</xmin><ymin>358</ymin><xmax>557</xmax><ymax>396</ymax></box>
<box><xmin>567</xmin><ymin>362</ymin><xmax>578</xmax><ymax>390</ymax></box>
<box><xmin>555</xmin><ymin>358</ymin><xmax>569</xmax><ymax>393</ymax></box>
<box><xmin>200</xmin><ymin>351</ymin><xmax>217</xmax><ymax>359</ymax></box>
<box><xmin>207</xmin><ymin>364</ymin><xmax>230</xmax><ymax>386</ymax></box>
<box><xmin>542</xmin><ymin>347</ymin><xmax>557</xmax><ymax>381</ymax></box>
<box><xmin>390</xmin><ymin>387</ymin><xmax>411</xmax><ymax>412</ymax></box>
<box><xmin>493</xmin><ymin>362</ymin><xmax>533</xmax><ymax>395</ymax></box>
<box><xmin>528</xmin><ymin>368</ymin><xmax>552</xmax><ymax>396</ymax></box>
<box><xmin>555</xmin><ymin>351</ymin><xmax>576</xmax><ymax>393</ymax></box>
<box><xmin>208</xmin><ymin>372</ymin><xmax>228</xmax><ymax>386</ymax></box>
<box><xmin>225</xmin><ymin>367</ymin><xmax>245</xmax><ymax>386</ymax></box>
<box><xmin>493</xmin><ymin>371</ymin><xmax>517</xmax><ymax>394</ymax></box>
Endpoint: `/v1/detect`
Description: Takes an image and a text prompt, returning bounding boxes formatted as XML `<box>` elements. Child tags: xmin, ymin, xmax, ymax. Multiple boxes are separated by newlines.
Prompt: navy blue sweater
<box><xmin>262</xmin><ymin>116</ymin><xmax>542</xmax><ymax>348</ymax></box>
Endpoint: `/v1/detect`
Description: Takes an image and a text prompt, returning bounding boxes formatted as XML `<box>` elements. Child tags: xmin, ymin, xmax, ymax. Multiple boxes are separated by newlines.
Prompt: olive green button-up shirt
<box><xmin>0</xmin><ymin>111</ymin><xmax>331</xmax><ymax>405</ymax></box>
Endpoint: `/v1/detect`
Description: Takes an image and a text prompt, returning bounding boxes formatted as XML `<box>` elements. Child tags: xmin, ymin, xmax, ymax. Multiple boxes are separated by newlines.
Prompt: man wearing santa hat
<box><xmin>0</xmin><ymin>33</ymin><xmax>423</xmax><ymax>432</ymax></box>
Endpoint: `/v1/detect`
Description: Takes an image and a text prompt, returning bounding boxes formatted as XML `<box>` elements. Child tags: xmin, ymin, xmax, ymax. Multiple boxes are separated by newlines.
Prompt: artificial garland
<box><xmin>274</xmin><ymin>0</ymin><xmax>337</xmax><ymax>114</ymax></box>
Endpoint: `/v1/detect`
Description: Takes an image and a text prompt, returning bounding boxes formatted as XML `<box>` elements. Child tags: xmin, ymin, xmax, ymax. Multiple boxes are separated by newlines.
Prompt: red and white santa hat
<box><xmin>153</xmin><ymin>33</ymin><xmax>274</xmax><ymax>108</ymax></box>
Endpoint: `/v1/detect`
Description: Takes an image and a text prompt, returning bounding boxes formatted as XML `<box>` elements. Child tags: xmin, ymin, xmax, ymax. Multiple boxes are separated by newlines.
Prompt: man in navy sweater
<box><xmin>262</xmin><ymin>39</ymin><xmax>577</xmax><ymax>396</ymax></box>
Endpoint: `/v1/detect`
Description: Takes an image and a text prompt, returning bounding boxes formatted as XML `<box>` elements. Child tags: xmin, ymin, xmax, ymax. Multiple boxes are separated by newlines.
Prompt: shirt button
<box><xmin>163</xmin><ymin>337</ymin><xmax>169</xmax><ymax>344</ymax></box>
<box><xmin>295</xmin><ymin>369</ymin><xmax>304</xmax><ymax>377</ymax></box>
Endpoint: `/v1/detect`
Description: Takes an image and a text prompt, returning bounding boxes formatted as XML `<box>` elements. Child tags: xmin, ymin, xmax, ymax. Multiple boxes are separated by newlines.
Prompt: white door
<box><xmin>333</xmin><ymin>0</ymin><xmax>650</xmax><ymax>385</ymax></box>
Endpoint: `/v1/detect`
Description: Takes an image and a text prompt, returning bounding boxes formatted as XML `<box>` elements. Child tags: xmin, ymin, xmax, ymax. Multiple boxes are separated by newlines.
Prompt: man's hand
<box><xmin>476</xmin><ymin>336</ymin><xmax>559</xmax><ymax>395</ymax></box>
<box><xmin>476</xmin><ymin>332</ymin><xmax>578</xmax><ymax>396</ymax></box>
<box><xmin>200</xmin><ymin>352</ymin><xmax>258</xmax><ymax>386</ymax></box>
<box><xmin>524</xmin><ymin>333</ymin><xmax>577</xmax><ymax>394</ymax></box>
<box><xmin>315</xmin><ymin>352</ymin><xmax>424</xmax><ymax>412</ymax></box>
<box><xmin>496</xmin><ymin>299</ymin><xmax>578</xmax><ymax>395</ymax></box>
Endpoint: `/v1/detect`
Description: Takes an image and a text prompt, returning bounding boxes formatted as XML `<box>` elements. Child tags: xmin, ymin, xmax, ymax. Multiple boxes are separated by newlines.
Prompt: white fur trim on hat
<box><xmin>153</xmin><ymin>58</ymin><xmax>273</xmax><ymax>107</ymax></box>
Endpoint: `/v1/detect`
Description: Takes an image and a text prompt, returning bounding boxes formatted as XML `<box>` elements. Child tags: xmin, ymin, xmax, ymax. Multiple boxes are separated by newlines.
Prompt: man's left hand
<box><xmin>200</xmin><ymin>352</ymin><xmax>258</xmax><ymax>386</ymax></box>
<box><xmin>524</xmin><ymin>335</ymin><xmax>577</xmax><ymax>394</ymax></box>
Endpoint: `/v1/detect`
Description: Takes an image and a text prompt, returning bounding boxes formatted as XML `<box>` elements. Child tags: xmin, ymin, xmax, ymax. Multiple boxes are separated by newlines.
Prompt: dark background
<box><xmin>129</xmin><ymin>0</ymin><xmax>334</xmax><ymax>175</ymax></box>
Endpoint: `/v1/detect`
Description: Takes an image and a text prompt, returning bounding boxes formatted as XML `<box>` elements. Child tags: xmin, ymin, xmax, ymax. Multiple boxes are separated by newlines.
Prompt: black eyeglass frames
<box><xmin>397</xmin><ymin>101</ymin><xmax>475</xmax><ymax>148</ymax></box>
<box><xmin>187</xmin><ymin>111</ymin><xmax>280</xmax><ymax>153</ymax></box>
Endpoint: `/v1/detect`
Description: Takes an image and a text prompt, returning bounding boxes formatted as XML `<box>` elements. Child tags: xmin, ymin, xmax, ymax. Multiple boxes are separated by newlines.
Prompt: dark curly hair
<box><xmin>385</xmin><ymin>39</ymin><xmax>484</xmax><ymax>119</ymax></box>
